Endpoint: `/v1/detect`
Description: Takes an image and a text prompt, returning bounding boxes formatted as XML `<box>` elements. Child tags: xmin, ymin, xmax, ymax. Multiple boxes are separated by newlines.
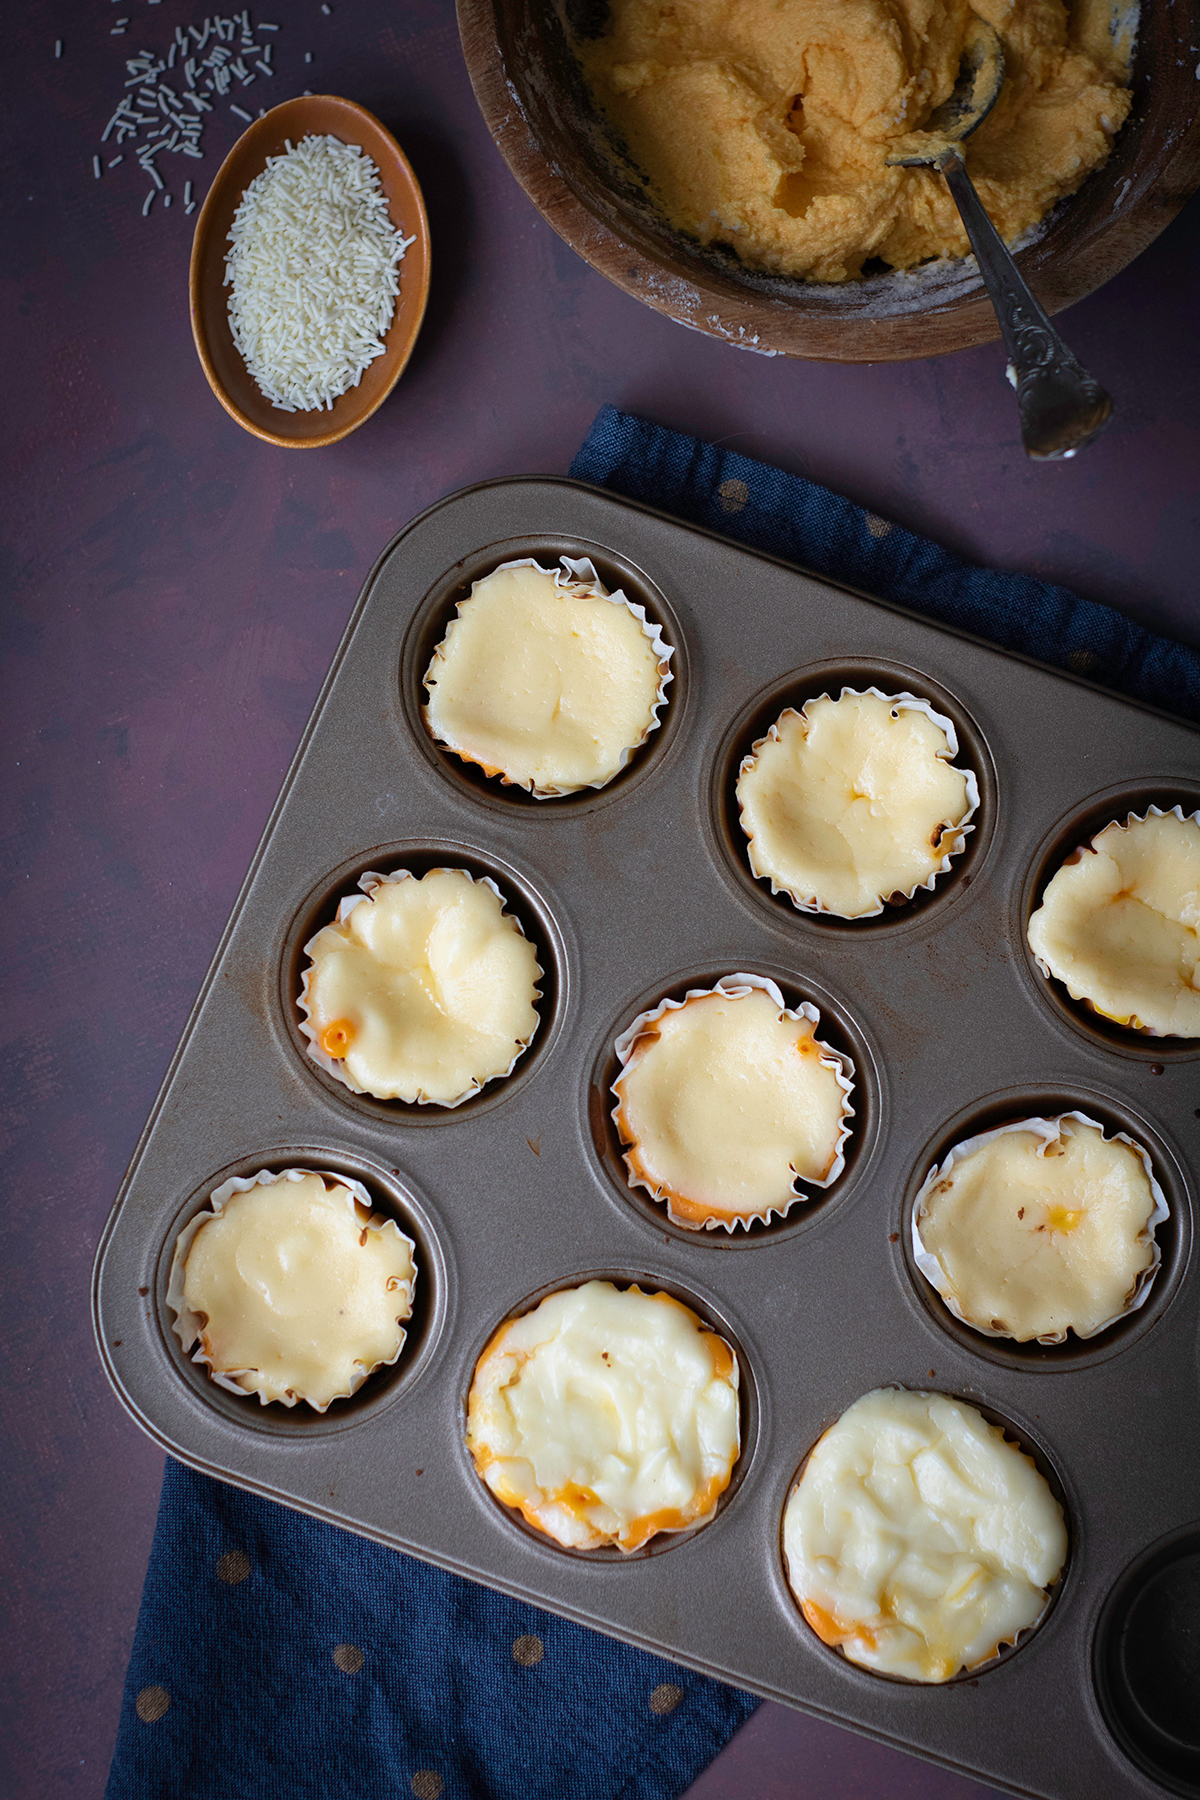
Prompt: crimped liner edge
<box><xmin>423</xmin><ymin>555</ymin><xmax>674</xmax><ymax>798</ymax></box>
<box><xmin>298</xmin><ymin>867</ymin><xmax>543</xmax><ymax>1106</ymax></box>
<box><xmin>738</xmin><ymin>688</ymin><xmax>980</xmax><ymax>919</ymax></box>
<box><xmin>611</xmin><ymin>973</ymin><xmax>856</xmax><ymax>1232</ymax></box>
<box><xmin>911</xmin><ymin>1112</ymin><xmax>1169</xmax><ymax>1344</ymax></box>
<box><xmin>1029</xmin><ymin>804</ymin><xmax>1200</xmax><ymax>1037</ymax></box>
<box><xmin>167</xmin><ymin>1166</ymin><xmax>419</xmax><ymax>1411</ymax></box>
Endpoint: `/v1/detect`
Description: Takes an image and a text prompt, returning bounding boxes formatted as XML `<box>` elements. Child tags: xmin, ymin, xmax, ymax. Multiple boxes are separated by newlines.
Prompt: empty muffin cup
<box><xmin>1096</xmin><ymin>1532</ymin><xmax>1200</xmax><ymax>1795</ymax></box>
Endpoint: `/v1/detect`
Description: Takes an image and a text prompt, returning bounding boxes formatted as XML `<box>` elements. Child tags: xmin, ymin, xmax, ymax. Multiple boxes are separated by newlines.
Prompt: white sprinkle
<box><xmin>321</xmin><ymin>4</ymin><xmax>331</xmax><ymax>13</ymax></box>
<box><xmin>184</xmin><ymin>179</ymin><xmax>193</xmax><ymax>204</ymax></box>
<box><xmin>185</xmin><ymin>200</ymin><xmax>196</xmax><ymax>213</ymax></box>
<box><xmin>143</xmin><ymin>189</ymin><xmax>155</xmax><ymax>215</ymax></box>
<box><xmin>148</xmin><ymin>163</ymin><xmax>164</xmax><ymax>189</ymax></box>
<box><xmin>259</xmin><ymin>21</ymin><xmax>279</xmax><ymax>27</ymax></box>
<box><xmin>164</xmin><ymin>192</ymin><xmax>172</xmax><ymax>206</ymax></box>
<box><xmin>111</xmin><ymin>26</ymin><xmax>126</xmax><ymax>33</ymax></box>
<box><xmin>230</xmin><ymin>103</ymin><xmax>253</xmax><ymax>121</ymax></box>
<box><xmin>304</xmin><ymin>50</ymin><xmax>312</xmax><ymax>61</ymax></box>
<box><xmin>224</xmin><ymin>132</ymin><xmax>410</xmax><ymax>412</ymax></box>
<box><xmin>108</xmin><ymin>154</ymin><xmax>123</xmax><ymax>167</ymax></box>
<box><xmin>55</xmin><ymin>38</ymin><xmax>63</xmax><ymax>57</ymax></box>
<box><xmin>93</xmin><ymin>155</ymin><xmax>102</xmax><ymax>178</ymax></box>
<box><xmin>255</xmin><ymin>59</ymin><xmax>271</xmax><ymax>75</ymax></box>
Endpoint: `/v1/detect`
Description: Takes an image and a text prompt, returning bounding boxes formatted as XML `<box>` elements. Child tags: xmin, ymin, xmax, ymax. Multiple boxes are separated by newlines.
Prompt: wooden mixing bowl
<box><xmin>190</xmin><ymin>96</ymin><xmax>431</xmax><ymax>447</ymax></box>
<box><xmin>458</xmin><ymin>0</ymin><xmax>1200</xmax><ymax>362</ymax></box>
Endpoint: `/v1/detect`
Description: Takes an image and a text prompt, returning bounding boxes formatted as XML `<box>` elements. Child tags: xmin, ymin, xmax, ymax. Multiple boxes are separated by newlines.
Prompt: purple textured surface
<box><xmin>1</xmin><ymin>1</ymin><xmax>1197</xmax><ymax>1797</ymax></box>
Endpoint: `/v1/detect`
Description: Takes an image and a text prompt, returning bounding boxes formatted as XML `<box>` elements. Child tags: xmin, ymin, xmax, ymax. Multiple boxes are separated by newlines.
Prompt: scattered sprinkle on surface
<box><xmin>224</xmin><ymin>133</ymin><xmax>415</xmax><ymax>412</ymax></box>
<box><xmin>99</xmin><ymin>12</ymin><xmax>287</xmax><ymax>216</ymax></box>
<box><xmin>93</xmin><ymin>155</ymin><xmax>102</xmax><ymax>178</ymax></box>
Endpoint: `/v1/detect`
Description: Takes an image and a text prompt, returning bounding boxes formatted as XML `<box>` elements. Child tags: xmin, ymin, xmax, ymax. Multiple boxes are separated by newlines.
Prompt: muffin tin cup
<box><xmin>95</xmin><ymin>479</ymin><xmax>1200</xmax><ymax>1800</ymax></box>
<box><xmin>279</xmin><ymin>839</ymin><xmax>571</xmax><ymax>1127</ymax></box>
<box><xmin>151</xmin><ymin>1148</ymin><xmax>451</xmax><ymax>1440</ymax></box>
<box><xmin>1019</xmin><ymin>784</ymin><xmax>1200</xmax><ymax>1063</ymax></box>
<box><xmin>910</xmin><ymin>1111</ymin><xmax>1171</xmax><ymax>1346</ymax></box>
<box><xmin>708</xmin><ymin>657</ymin><xmax>999</xmax><ymax>939</ymax></box>
<box><xmin>736</xmin><ymin>687</ymin><xmax>981</xmax><ymax>920</ymax></box>
<box><xmin>166</xmin><ymin>1166</ymin><xmax>419</xmax><ymax>1410</ymax></box>
<box><xmin>775</xmin><ymin>1387</ymin><xmax>1077</xmax><ymax>1689</ymax></box>
<box><xmin>610</xmin><ymin>972</ymin><xmax>856</xmax><ymax>1233</ymax></box>
<box><xmin>296</xmin><ymin>866</ymin><xmax>544</xmax><ymax>1107</ymax></box>
<box><xmin>457</xmin><ymin>1268</ymin><xmax>761</xmax><ymax>1564</ymax></box>
<box><xmin>899</xmin><ymin>1085</ymin><xmax>1192</xmax><ymax>1374</ymax></box>
<box><xmin>423</xmin><ymin>553</ymin><xmax>674</xmax><ymax>798</ymax></box>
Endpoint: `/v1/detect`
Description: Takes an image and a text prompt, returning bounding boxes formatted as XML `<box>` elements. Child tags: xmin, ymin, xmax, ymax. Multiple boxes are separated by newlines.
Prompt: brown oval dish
<box><xmin>457</xmin><ymin>0</ymin><xmax>1200</xmax><ymax>363</ymax></box>
<box><xmin>189</xmin><ymin>95</ymin><xmax>431</xmax><ymax>446</ymax></box>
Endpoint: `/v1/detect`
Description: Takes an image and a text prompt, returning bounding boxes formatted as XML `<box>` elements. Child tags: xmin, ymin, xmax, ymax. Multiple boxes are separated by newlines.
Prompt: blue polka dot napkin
<box><xmin>105</xmin><ymin>1461</ymin><xmax>759</xmax><ymax>1800</ymax></box>
<box><xmin>107</xmin><ymin>405</ymin><xmax>1200</xmax><ymax>1800</ymax></box>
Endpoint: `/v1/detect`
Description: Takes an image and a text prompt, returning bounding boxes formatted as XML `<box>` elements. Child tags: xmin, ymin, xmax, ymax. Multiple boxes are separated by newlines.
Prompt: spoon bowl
<box><xmin>189</xmin><ymin>96</ymin><xmax>432</xmax><ymax>449</ymax></box>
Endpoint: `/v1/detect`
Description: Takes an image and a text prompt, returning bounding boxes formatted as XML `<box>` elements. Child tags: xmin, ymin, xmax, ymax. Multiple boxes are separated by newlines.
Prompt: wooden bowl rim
<box><xmin>457</xmin><ymin>0</ymin><xmax>1200</xmax><ymax>363</ymax></box>
<box><xmin>188</xmin><ymin>95</ymin><xmax>432</xmax><ymax>448</ymax></box>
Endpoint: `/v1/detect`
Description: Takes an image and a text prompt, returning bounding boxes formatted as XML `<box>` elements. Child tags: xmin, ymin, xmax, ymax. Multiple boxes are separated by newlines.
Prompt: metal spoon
<box><xmin>887</xmin><ymin>19</ymin><xmax>1113</xmax><ymax>460</ymax></box>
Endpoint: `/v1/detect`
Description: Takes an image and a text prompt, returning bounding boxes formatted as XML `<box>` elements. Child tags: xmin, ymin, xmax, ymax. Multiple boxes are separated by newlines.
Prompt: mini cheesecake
<box><xmin>466</xmin><ymin>1280</ymin><xmax>740</xmax><ymax>1551</ymax></box>
<box><xmin>911</xmin><ymin>1114</ymin><xmax>1167</xmax><ymax>1343</ymax></box>
<box><xmin>783</xmin><ymin>1388</ymin><xmax>1067</xmax><ymax>1684</ymax></box>
<box><xmin>168</xmin><ymin>1169</ymin><xmax>417</xmax><ymax>1411</ymax></box>
<box><xmin>300</xmin><ymin>867</ymin><xmax>541</xmax><ymax>1106</ymax></box>
<box><xmin>423</xmin><ymin>556</ymin><xmax>671</xmax><ymax>796</ymax></box>
<box><xmin>737</xmin><ymin>689</ymin><xmax>978</xmax><ymax>919</ymax></box>
<box><xmin>612</xmin><ymin>975</ymin><xmax>854</xmax><ymax>1230</ymax></box>
<box><xmin>1028</xmin><ymin>807</ymin><xmax>1200</xmax><ymax>1037</ymax></box>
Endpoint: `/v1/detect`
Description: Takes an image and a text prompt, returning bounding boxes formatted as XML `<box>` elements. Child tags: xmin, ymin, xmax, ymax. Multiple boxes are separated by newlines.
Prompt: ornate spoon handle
<box><xmin>939</xmin><ymin>149</ymin><xmax>1113</xmax><ymax>460</ymax></box>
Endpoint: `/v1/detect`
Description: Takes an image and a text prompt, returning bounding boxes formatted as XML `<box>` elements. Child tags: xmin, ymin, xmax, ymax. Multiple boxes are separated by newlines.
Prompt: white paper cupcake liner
<box><xmin>423</xmin><ymin>555</ymin><xmax>673</xmax><ymax>798</ymax></box>
<box><xmin>1029</xmin><ymin>804</ymin><xmax>1200</xmax><ymax>1035</ymax></box>
<box><xmin>612</xmin><ymin>973</ymin><xmax>856</xmax><ymax>1232</ymax></box>
<box><xmin>167</xmin><ymin>1166</ymin><xmax>419</xmax><ymax>1411</ymax></box>
<box><xmin>298</xmin><ymin>866</ymin><xmax>542</xmax><ymax>1106</ymax></box>
<box><xmin>911</xmin><ymin>1111</ymin><xmax>1169</xmax><ymax>1344</ymax></box>
<box><xmin>739</xmin><ymin>688</ymin><xmax>980</xmax><ymax>919</ymax></box>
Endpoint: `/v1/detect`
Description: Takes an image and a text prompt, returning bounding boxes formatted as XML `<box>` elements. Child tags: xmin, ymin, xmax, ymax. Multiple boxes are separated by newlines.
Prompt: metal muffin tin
<box><xmin>94</xmin><ymin>479</ymin><xmax>1200</xmax><ymax>1800</ymax></box>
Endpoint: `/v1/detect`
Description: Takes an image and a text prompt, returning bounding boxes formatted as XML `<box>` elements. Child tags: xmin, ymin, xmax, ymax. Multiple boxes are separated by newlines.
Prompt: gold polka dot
<box><xmin>136</xmin><ymin>1686</ymin><xmax>170</xmax><ymax>1724</ymax></box>
<box><xmin>216</xmin><ymin>1551</ymin><xmax>251</xmax><ymax>1585</ymax></box>
<box><xmin>649</xmin><ymin>1682</ymin><xmax>683</xmax><ymax>1715</ymax></box>
<box><xmin>512</xmin><ymin>1633</ymin><xmax>544</xmax><ymax>1666</ymax></box>
<box><xmin>864</xmin><ymin>514</ymin><xmax>893</xmax><ymax>538</ymax></box>
<box><xmin>411</xmin><ymin>1773</ymin><xmax>443</xmax><ymax>1800</ymax></box>
<box><xmin>332</xmin><ymin>1643</ymin><xmax>364</xmax><ymax>1675</ymax></box>
<box><xmin>717</xmin><ymin>478</ymin><xmax>748</xmax><ymax>514</ymax></box>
